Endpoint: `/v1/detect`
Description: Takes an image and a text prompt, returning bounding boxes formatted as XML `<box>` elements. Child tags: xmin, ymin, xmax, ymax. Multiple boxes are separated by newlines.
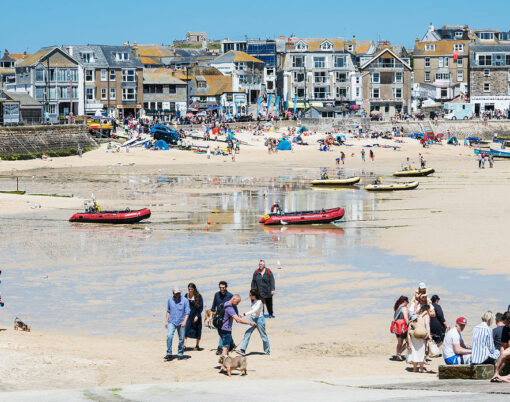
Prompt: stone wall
<box><xmin>470</xmin><ymin>68</ymin><xmax>508</xmax><ymax>96</ymax></box>
<box><xmin>0</xmin><ymin>124</ymin><xmax>98</xmax><ymax>157</ymax></box>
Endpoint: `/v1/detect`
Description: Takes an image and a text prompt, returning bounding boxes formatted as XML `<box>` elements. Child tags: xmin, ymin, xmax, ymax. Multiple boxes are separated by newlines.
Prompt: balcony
<box><xmin>313</xmin><ymin>77</ymin><xmax>330</xmax><ymax>84</ymax></box>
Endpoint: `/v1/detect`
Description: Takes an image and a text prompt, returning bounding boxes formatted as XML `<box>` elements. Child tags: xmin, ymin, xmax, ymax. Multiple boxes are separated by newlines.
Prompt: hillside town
<box><xmin>2</xmin><ymin>24</ymin><xmax>510</xmax><ymax>125</ymax></box>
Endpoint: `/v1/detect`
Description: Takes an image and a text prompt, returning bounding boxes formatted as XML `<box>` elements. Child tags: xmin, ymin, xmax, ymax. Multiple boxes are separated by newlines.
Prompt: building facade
<box><xmin>142</xmin><ymin>68</ymin><xmax>187</xmax><ymax>120</ymax></box>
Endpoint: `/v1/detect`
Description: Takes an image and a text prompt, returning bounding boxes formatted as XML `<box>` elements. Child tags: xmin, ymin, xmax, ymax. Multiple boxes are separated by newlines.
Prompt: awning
<box><xmin>312</xmin><ymin>106</ymin><xmax>347</xmax><ymax>113</ymax></box>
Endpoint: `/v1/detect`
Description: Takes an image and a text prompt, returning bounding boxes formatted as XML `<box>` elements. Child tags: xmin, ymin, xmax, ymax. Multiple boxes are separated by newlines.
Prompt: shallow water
<box><xmin>0</xmin><ymin>169</ymin><xmax>507</xmax><ymax>336</ymax></box>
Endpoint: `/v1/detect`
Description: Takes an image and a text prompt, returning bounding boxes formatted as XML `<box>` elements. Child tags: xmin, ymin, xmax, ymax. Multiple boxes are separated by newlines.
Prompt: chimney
<box><xmin>429</xmin><ymin>23</ymin><xmax>434</xmax><ymax>32</ymax></box>
<box><xmin>67</xmin><ymin>46</ymin><xmax>73</xmax><ymax>56</ymax></box>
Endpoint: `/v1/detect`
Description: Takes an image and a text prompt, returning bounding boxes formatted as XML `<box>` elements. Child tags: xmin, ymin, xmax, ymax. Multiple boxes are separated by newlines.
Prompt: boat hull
<box><xmin>366</xmin><ymin>181</ymin><xmax>419</xmax><ymax>192</ymax></box>
<box><xmin>474</xmin><ymin>148</ymin><xmax>510</xmax><ymax>158</ymax></box>
<box><xmin>260</xmin><ymin>207</ymin><xmax>344</xmax><ymax>225</ymax></box>
<box><xmin>310</xmin><ymin>177</ymin><xmax>361</xmax><ymax>186</ymax></box>
<box><xmin>393</xmin><ymin>168</ymin><xmax>435</xmax><ymax>177</ymax></box>
<box><xmin>69</xmin><ymin>208</ymin><xmax>151</xmax><ymax>224</ymax></box>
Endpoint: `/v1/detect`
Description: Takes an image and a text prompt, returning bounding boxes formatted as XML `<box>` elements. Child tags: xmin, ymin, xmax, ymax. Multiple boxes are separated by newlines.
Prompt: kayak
<box><xmin>310</xmin><ymin>177</ymin><xmax>360</xmax><ymax>186</ymax></box>
<box><xmin>260</xmin><ymin>207</ymin><xmax>344</xmax><ymax>225</ymax></box>
<box><xmin>69</xmin><ymin>208</ymin><xmax>151</xmax><ymax>223</ymax></box>
<box><xmin>393</xmin><ymin>168</ymin><xmax>435</xmax><ymax>177</ymax></box>
<box><xmin>365</xmin><ymin>181</ymin><xmax>419</xmax><ymax>192</ymax></box>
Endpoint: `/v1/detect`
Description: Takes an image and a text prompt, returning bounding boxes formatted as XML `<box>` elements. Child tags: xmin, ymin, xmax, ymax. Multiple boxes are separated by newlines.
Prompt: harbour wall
<box><xmin>0</xmin><ymin>125</ymin><xmax>98</xmax><ymax>159</ymax></box>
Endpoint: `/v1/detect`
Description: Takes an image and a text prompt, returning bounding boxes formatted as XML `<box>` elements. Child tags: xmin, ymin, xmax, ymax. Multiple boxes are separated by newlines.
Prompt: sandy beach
<box><xmin>0</xmin><ymin>128</ymin><xmax>508</xmax><ymax>392</ymax></box>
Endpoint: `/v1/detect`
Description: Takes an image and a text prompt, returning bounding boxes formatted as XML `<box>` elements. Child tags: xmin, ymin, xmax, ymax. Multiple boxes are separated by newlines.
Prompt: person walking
<box><xmin>211</xmin><ymin>281</ymin><xmax>236</xmax><ymax>354</ymax></box>
<box><xmin>361</xmin><ymin>149</ymin><xmax>366</xmax><ymax>162</ymax></box>
<box><xmin>340</xmin><ymin>151</ymin><xmax>345</xmax><ymax>164</ymax></box>
<box><xmin>392</xmin><ymin>295</ymin><xmax>409</xmax><ymax>361</ymax></box>
<box><xmin>184</xmin><ymin>283</ymin><xmax>203</xmax><ymax>351</ymax></box>
<box><xmin>406</xmin><ymin>306</ymin><xmax>431</xmax><ymax>373</ymax></box>
<box><xmin>369</xmin><ymin>149</ymin><xmax>374</xmax><ymax>162</ymax></box>
<box><xmin>251</xmin><ymin>260</ymin><xmax>276</xmax><ymax>318</ymax></box>
<box><xmin>489</xmin><ymin>154</ymin><xmax>494</xmax><ymax>168</ymax></box>
<box><xmin>218</xmin><ymin>294</ymin><xmax>255</xmax><ymax>374</ymax></box>
<box><xmin>238</xmin><ymin>289</ymin><xmax>270</xmax><ymax>356</ymax></box>
<box><xmin>165</xmin><ymin>287</ymin><xmax>190</xmax><ymax>361</ymax></box>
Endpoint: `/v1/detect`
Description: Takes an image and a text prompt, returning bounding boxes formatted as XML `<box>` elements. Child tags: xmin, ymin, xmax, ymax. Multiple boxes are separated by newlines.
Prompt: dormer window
<box><xmin>425</xmin><ymin>44</ymin><xmax>436</xmax><ymax>51</ymax></box>
<box><xmin>320</xmin><ymin>41</ymin><xmax>333</xmax><ymax>51</ymax></box>
<box><xmin>81</xmin><ymin>52</ymin><xmax>94</xmax><ymax>63</ymax></box>
<box><xmin>115</xmin><ymin>52</ymin><xmax>129</xmax><ymax>61</ymax></box>
<box><xmin>454</xmin><ymin>44</ymin><xmax>464</xmax><ymax>52</ymax></box>
<box><xmin>197</xmin><ymin>80</ymin><xmax>207</xmax><ymax>88</ymax></box>
<box><xmin>455</xmin><ymin>31</ymin><xmax>463</xmax><ymax>39</ymax></box>
<box><xmin>479</xmin><ymin>32</ymin><xmax>494</xmax><ymax>40</ymax></box>
<box><xmin>347</xmin><ymin>44</ymin><xmax>354</xmax><ymax>51</ymax></box>
<box><xmin>295</xmin><ymin>41</ymin><xmax>308</xmax><ymax>51</ymax></box>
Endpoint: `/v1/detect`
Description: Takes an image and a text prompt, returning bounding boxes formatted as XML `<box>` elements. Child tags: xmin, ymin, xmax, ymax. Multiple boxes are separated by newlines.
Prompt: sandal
<box><xmin>396</xmin><ymin>355</ymin><xmax>405</xmax><ymax>361</ymax></box>
<box><xmin>490</xmin><ymin>377</ymin><xmax>502</xmax><ymax>383</ymax></box>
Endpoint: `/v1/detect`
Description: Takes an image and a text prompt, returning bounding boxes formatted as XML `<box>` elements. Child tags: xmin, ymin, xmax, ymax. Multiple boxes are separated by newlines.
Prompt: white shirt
<box><xmin>471</xmin><ymin>322</ymin><xmax>500</xmax><ymax>364</ymax></box>
<box><xmin>244</xmin><ymin>299</ymin><xmax>263</xmax><ymax>319</ymax></box>
<box><xmin>443</xmin><ymin>327</ymin><xmax>462</xmax><ymax>359</ymax></box>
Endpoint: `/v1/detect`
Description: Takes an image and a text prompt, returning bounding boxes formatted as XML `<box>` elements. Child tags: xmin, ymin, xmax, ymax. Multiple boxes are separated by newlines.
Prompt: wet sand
<box><xmin>0</xmin><ymin>131</ymin><xmax>508</xmax><ymax>391</ymax></box>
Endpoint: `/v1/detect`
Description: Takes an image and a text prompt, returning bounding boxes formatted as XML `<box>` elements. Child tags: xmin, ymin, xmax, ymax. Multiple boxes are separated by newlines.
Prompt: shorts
<box><xmin>395</xmin><ymin>331</ymin><xmax>408</xmax><ymax>340</ymax></box>
<box><xmin>444</xmin><ymin>354</ymin><xmax>471</xmax><ymax>365</ymax></box>
<box><xmin>431</xmin><ymin>333</ymin><xmax>444</xmax><ymax>345</ymax></box>
<box><xmin>219</xmin><ymin>330</ymin><xmax>232</xmax><ymax>348</ymax></box>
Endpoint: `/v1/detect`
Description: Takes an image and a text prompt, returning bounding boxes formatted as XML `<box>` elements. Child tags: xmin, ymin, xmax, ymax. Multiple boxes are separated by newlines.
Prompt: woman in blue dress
<box><xmin>184</xmin><ymin>282</ymin><xmax>203</xmax><ymax>351</ymax></box>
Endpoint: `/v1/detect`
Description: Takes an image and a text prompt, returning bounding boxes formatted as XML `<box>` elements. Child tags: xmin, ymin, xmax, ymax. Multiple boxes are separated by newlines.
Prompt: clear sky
<box><xmin>3</xmin><ymin>0</ymin><xmax>509</xmax><ymax>52</ymax></box>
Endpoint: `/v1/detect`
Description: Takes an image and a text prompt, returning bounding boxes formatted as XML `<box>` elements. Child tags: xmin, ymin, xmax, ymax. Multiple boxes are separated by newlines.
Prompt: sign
<box><xmin>162</xmin><ymin>102</ymin><xmax>171</xmax><ymax>110</ymax></box>
<box><xmin>3</xmin><ymin>102</ymin><xmax>20</xmax><ymax>124</ymax></box>
<box><xmin>471</xmin><ymin>96</ymin><xmax>510</xmax><ymax>101</ymax></box>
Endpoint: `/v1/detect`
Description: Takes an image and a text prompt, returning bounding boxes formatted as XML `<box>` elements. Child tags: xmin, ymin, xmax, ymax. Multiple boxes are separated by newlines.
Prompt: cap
<box><xmin>173</xmin><ymin>287</ymin><xmax>182</xmax><ymax>294</ymax></box>
<box><xmin>409</xmin><ymin>312</ymin><xmax>418</xmax><ymax>322</ymax></box>
<box><xmin>456</xmin><ymin>317</ymin><xmax>467</xmax><ymax>325</ymax></box>
<box><xmin>418</xmin><ymin>282</ymin><xmax>426</xmax><ymax>289</ymax></box>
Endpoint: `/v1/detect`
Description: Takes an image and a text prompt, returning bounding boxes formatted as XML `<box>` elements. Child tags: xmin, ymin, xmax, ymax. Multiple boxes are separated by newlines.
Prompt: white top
<box><xmin>244</xmin><ymin>299</ymin><xmax>263</xmax><ymax>319</ymax></box>
<box><xmin>443</xmin><ymin>327</ymin><xmax>462</xmax><ymax>359</ymax></box>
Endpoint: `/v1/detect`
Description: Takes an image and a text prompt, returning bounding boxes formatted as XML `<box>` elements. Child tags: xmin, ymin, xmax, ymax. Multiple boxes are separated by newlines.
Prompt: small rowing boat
<box><xmin>259</xmin><ymin>207</ymin><xmax>345</xmax><ymax>225</ymax></box>
<box><xmin>69</xmin><ymin>208</ymin><xmax>151</xmax><ymax>224</ymax></box>
<box><xmin>393</xmin><ymin>168</ymin><xmax>435</xmax><ymax>177</ymax></box>
<box><xmin>365</xmin><ymin>181</ymin><xmax>419</xmax><ymax>192</ymax></box>
<box><xmin>310</xmin><ymin>177</ymin><xmax>361</xmax><ymax>186</ymax></box>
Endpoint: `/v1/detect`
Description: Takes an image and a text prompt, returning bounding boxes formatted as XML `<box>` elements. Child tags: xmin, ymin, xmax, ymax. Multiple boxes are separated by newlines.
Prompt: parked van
<box><xmin>444</xmin><ymin>103</ymin><xmax>473</xmax><ymax>120</ymax></box>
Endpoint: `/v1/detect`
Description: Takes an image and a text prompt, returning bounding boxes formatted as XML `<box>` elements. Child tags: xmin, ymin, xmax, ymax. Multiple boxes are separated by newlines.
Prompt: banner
<box><xmin>266</xmin><ymin>93</ymin><xmax>273</xmax><ymax>117</ymax></box>
<box><xmin>285</xmin><ymin>92</ymin><xmax>289</xmax><ymax>112</ymax></box>
<box><xmin>293</xmin><ymin>95</ymin><xmax>297</xmax><ymax>115</ymax></box>
<box><xmin>256</xmin><ymin>96</ymin><xmax>262</xmax><ymax>119</ymax></box>
<box><xmin>275</xmin><ymin>96</ymin><xmax>280</xmax><ymax>116</ymax></box>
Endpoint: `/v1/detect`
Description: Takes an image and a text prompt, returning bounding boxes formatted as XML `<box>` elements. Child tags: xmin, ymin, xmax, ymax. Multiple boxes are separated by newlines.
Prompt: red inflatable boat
<box><xmin>259</xmin><ymin>207</ymin><xmax>344</xmax><ymax>225</ymax></box>
<box><xmin>69</xmin><ymin>208</ymin><xmax>151</xmax><ymax>224</ymax></box>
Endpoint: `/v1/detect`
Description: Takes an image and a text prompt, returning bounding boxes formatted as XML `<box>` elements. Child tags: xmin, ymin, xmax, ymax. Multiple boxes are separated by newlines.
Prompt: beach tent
<box><xmin>298</xmin><ymin>126</ymin><xmax>307</xmax><ymax>134</ymax></box>
<box><xmin>277</xmin><ymin>139</ymin><xmax>292</xmax><ymax>151</ymax></box>
<box><xmin>154</xmin><ymin>140</ymin><xmax>170</xmax><ymax>150</ymax></box>
<box><xmin>447</xmin><ymin>137</ymin><xmax>459</xmax><ymax>145</ymax></box>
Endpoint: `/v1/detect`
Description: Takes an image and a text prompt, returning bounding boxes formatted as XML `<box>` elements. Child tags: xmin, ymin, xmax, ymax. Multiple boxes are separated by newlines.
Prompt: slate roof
<box><xmin>99</xmin><ymin>46</ymin><xmax>143</xmax><ymax>68</ymax></box>
<box><xmin>1</xmin><ymin>91</ymin><xmax>41</xmax><ymax>106</ymax></box>
<box><xmin>69</xmin><ymin>45</ymin><xmax>108</xmax><ymax>67</ymax></box>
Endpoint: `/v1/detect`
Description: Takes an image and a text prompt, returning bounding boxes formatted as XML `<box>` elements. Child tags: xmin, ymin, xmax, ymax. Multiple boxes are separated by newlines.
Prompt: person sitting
<box><xmin>471</xmin><ymin>311</ymin><xmax>500</xmax><ymax>365</ymax></box>
<box><xmin>442</xmin><ymin>317</ymin><xmax>472</xmax><ymax>365</ymax></box>
<box><xmin>270</xmin><ymin>201</ymin><xmax>282</xmax><ymax>215</ymax></box>
<box><xmin>492</xmin><ymin>311</ymin><xmax>510</xmax><ymax>381</ymax></box>
<box><xmin>320</xmin><ymin>171</ymin><xmax>329</xmax><ymax>180</ymax></box>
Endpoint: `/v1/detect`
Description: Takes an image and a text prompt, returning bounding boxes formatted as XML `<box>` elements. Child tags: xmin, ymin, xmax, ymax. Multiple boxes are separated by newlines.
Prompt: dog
<box><xmin>204</xmin><ymin>309</ymin><xmax>215</xmax><ymax>329</ymax></box>
<box><xmin>218</xmin><ymin>355</ymin><xmax>247</xmax><ymax>376</ymax></box>
<box><xmin>14</xmin><ymin>317</ymin><xmax>30</xmax><ymax>332</ymax></box>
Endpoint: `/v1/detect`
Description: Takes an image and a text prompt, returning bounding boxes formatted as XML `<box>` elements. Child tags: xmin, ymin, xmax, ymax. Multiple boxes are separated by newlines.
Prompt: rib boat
<box><xmin>69</xmin><ymin>208</ymin><xmax>151</xmax><ymax>224</ymax></box>
<box><xmin>393</xmin><ymin>168</ymin><xmax>435</xmax><ymax>177</ymax></box>
<box><xmin>310</xmin><ymin>177</ymin><xmax>361</xmax><ymax>186</ymax></box>
<box><xmin>365</xmin><ymin>181</ymin><xmax>419</xmax><ymax>192</ymax></box>
<box><xmin>259</xmin><ymin>207</ymin><xmax>344</xmax><ymax>225</ymax></box>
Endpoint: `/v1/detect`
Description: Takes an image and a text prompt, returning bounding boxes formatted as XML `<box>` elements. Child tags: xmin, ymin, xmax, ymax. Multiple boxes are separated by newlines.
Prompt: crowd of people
<box><xmin>392</xmin><ymin>283</ymin><xmax>510</xmax><ymax>382</ymax></box>
<box><xmin>164</xmin><ymin>260</ymin><xmax>276</xmax><ymax>375</ymax></box>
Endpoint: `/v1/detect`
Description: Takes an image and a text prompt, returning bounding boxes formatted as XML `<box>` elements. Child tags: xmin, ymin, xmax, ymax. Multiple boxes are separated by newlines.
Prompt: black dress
<box><xmin>184</xmin><ymin>294</ymin><xmax>203</xmax><ymax>339</ymax></box>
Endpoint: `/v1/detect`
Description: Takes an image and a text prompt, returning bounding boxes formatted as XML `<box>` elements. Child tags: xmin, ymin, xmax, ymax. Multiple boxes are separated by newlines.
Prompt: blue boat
<box><xmin>474</xmin><ymin>148</ymin><xmax>510</xmax><ymax>158</ymax></box>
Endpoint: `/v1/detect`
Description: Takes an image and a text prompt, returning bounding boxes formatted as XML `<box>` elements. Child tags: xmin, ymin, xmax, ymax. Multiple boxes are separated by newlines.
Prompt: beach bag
<box><xmin>212</xmin><ymin>303</ymin><xmax>226</xmax><ymax>330</ymax></box>
<box><xmin>390</xmin><ymin>307</ymin><xmax>408</xmax><ymax>335</ymax></box>
<box><xmin>427</xmin><ymin>341</ymin><xmax>441</xmax><ymax>358</ymax></box>
<box><xmin>412</xmin><ymin>324</ymin><xmax>428</xmax><ymax>339</ymax></box>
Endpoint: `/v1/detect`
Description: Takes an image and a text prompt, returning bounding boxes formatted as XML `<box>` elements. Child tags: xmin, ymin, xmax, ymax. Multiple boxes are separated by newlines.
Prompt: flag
<box><xmin>266</xmin><ymin>93</ymin><xmax>273</xmax><ymax>117</ymax></box>
<box><xmin>293</xmin><ymin>95</ymin><xmax>297</xmax><ymax>115</ymax></box>
<box><xmin>275</xmin><ymin>96</ymin><xmax>280</xmax><ymax>116</ymax></box>
<box><xmin>256</xmin><ymin>96</ymin><xmax>262</xmax><ymax>119</ymax></box>
<box><xmin>453</xmin><ymin>49</ymin><xmax>459</xmax><ymax>61</ymax></box>
<box><xmin>285</xmin><ymin>92</ymin><xmax>289</xmax><ymax>111</ymax></box>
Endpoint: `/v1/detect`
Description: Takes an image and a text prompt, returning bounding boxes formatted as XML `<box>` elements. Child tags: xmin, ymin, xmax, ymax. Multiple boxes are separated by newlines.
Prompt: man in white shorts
<box><xmin>443</xmin><ymin>317</ymin><xmax>472</xmax><ymax>365</ymax></box>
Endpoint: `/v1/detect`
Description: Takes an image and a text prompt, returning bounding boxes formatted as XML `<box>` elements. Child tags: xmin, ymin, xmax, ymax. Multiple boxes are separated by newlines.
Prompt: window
<box><xmin>336</xmin><ymin>72</ymin><xmax>347</xmax><ymax>82</ymax></box>
<box><xmin>122</xmin><ymin>87</ymin><xmax>136</xmax><ymax>101</ymax></box>
<box><xmin>425</xmin><ymin>71</ymin><xmax>430</xmax><ymax>82</ymax></box>
<box><xmin>457</xmin><ymin>70</ymin><xmax>464</xmax><ymax>82</ymax></box>
<box><xmin>296</xmin><ymin>87</ymin><xmax>305</xmax><ymax>97</ymax></box>
<box><xmin>484</xmin><ymin>69</ymin><xmax>490</xmax><ymax>77</ymax></box>
<box><xmin>101</xmin><ymin>88</ymin><xmax>107</xmax><ymax>100</ymax></box>
<box><xmin>393</xmin><ymin>88</ymin><xmax>402</xmax><ymax>98</ymax></box>
<box><xmin>101</xmin><ymin>69</ymin><xmax>107</xmax><ymax>81</ymax></box>
<box><xmin>110</xmin><ymin>88</ymin><xmax>116</xmax><ymax>100</ymax></box>
<box><xmin>438</xmin><ymin>57</ymin><xmax>449</xmax><ymax>67</ymax></box>
<box><xmin>35</xmin><ymin>69</ymin><xmax>45</xmax><ymax>82</ymax></box>
<box><xmin>122</xmin><ymin>69</ymin><xmax>135</xmax><ymax>82</ymax></box>
<box><xmin>371</xmin><ymin>72</ymin><xmax>380</xmax><ymax>83</ymax></box>
<box><xmin>347</xmin><ymin>44</ymin><xmax>354</xmax><ymax>51</ymax></box>
<box><xmin>314</xmin><ymin>71</ymin><xmax>328</xmax><ymax>83</ymax></box>
<box><xmin>435</xmin><ymin>72</ymin><xmax>451</xmax><ymax>80</ymax></box>
<box><xmin>85</xmin><ymin>87</ymin><xmax>94</xmax><ymax>101</ymax></box>
<box><xmin>455</xmin><ymin>31</ymin><xmax>463</xmax><ymax>39</ymax></box>
<box><xmin>313</xmin><ymin>86</ymin><xmax>329</xmax><ymax>99</ymax></box>
<box><xmin>35</xmin><ymin>87</ymin><xmax>44</xmax><ymax>99</ymax></box>
<box><xmin>457</xmin><ymin>57</ymin><xmax>463</xmax><ymax>67</ymax></box>
<box><xmin>508</xmin><ymin>83</ymin><xmax>510</xmax><ymax>95</ymax></box>
<box><xmin>80</xmin><ymin>52</ymin><xmax>94</xmax><ymax>63</ymax></box>
<box><xmin>168</xmin><ymin>85</ymin><xmax>176</xmax><ymax>93</ymax></box>
<box><xmin>441</xmin><ymin>88</ymin><xmax>448</xmax><ymax>98</ymax></box>
<box><xmin>371</xmin><ymin>88</ymin><xmax>380</xmax><ymax>98</ymax></box>
<box><xmin>320</xmin><ymin>41</ymin><xmax>332</xmax><ymax>50</ymax></box>
<box><xmin>197</xmin><ymin>81</ymin><xmax>207</xmax><ymax>88</ymax></box>
<box><xmin>479</xmin><ymin>32</ymin><xmax>494</xmax><ymax>40</ymax></box>
<box><xmin>507</xmin><ymin>55</ymin><xmax>510</xmax><ymax>66</ymax></box>
<box><xmin>109</xmin><ymin>70</ymin><xmax>116</xmax><ymax>81</ymax></box>
<box><xmin>478</xmin><ymin>55</ymin><xmax>492</xmax><ymax>66</ymax></box>
<box><xmin>313</xmin><ymin>57</ymin><xmax>326</xmax><ymax>68</ymax></box>
<box><xmin>356</xmin><ymin>87</ymin><xmax>360</xmax><ymax>97</ymax></box>
<box><xmin>115</xmin><ymin>52</ymin><xmax>129</xmax><ymax>61</ymax></box>
<box><xmin>494</xmin><ymin>54</ymin><xmax>506</xmax><ymax>66</ymax></box>
<box><xmin>292</xmin><ymin>56</ymin><xmax>304</xmax><ymax>68</ymax></box>
<box><xmin>336</xmin><ymin>87</ymin><xmax>347</xmax><ymax>98</ymax></box>
<box><xmin>425</xmin><ymin>57</ymin><xmax>430</xmax><ymax>67</ymax></box>
<box><xmin>453</xmin><ymin>44</ymin><xmax>464</xmax><ymax>52</ymax></box>
<box><xmin>335</xmin><ymin>56</ymin><xmax>346</xmax><ymax>68</ymax></box>
<box><xmin>293</xmin><ymin>71</ymin><xmax>305</xmax><ymax>82</ymax></box>
<box><xmin>295</xmin><ymin>41</ymin><xmax>308</xmax><ymax>51</ymax></box>
<box><xmin>85</xmin><ymin>69</ymin><xmax>94</xmax><ymax>82</ymax></box>
<box><xmin>355</xmin><ymin>76</ymin><xmax>360</xmax><ymax>84</ymax></box>
<box><xmin>425</xmin><ymin>44</ymin><xmax>436</xmax><ymax>51</ymax></box>
<box><xmin>484</xmin><ymin>83</ymin><xmax>490</xmax><ymax>92</ymax></box>
<box><xmin>394</xmin><ymin>72</ymin><xmax>402</xmax><ymax>83</ymax></box>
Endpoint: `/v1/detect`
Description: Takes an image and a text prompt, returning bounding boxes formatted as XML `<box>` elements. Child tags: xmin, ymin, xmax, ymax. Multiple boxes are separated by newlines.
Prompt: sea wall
<box><xmin>0</xmin><ymin>125</ymin><xmax>98</xmax><ymax>159</ymax></box>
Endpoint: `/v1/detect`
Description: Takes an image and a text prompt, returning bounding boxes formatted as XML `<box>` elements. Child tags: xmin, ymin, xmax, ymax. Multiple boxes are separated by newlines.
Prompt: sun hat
<box><xmin>418</xmin><ymin>282</ymin><xmax>426</xmax><ymax>289</ymax></box>
<box><xmin>173</xmin><ymin>287</ymin><xmax>182</xmax><ymax>294</ymax></box>
<box><xmin>456</xmin><ymin>317</ymin><xmax>467</xmax><ymax>325</ymax></box>
<box><xmin>409</xmin><ymin>311</ymin><xmax>418</xmax><ymax>322</ymax></box>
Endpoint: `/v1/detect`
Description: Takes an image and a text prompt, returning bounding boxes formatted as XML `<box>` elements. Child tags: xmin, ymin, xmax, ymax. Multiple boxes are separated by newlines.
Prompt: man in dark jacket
<box><xmin>430</xmin><ymin>294</ymin><xmax>449</xmax><ymax>345</ymax></box>
<box><xmin>211</xmin><ymin>281</ymin><xmax>236</xmax><ymax>354</ymax></box>
<box><xmin>251</xmin><ymin>260</ymin><xmax>276</xmax><ymax>318</ymax></box>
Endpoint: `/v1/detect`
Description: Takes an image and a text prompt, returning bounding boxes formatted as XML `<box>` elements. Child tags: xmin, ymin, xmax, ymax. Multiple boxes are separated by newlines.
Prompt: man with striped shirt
<box><xmin>471</xmin><ymin>311</ymin><xmax>500</xmax><ymax>365</ymax></box>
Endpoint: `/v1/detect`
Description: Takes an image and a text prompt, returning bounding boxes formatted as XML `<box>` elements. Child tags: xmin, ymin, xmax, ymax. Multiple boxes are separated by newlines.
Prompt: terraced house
<box><xmin>413</xmin><ymin>24</ymin><xmax>471</xmax><ymax>105</ymax></box>
<box><xmin>142</xmin><ymin>68</ymin><xmax>187</xmax><ymax>121</ymax></box>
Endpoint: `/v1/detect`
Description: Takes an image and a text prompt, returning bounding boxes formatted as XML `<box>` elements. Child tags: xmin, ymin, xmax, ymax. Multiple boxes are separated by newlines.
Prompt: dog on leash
<box><xmin>204</xmin><ymin>309</ymin><xmax>215</xmax><ymax>329</ymax></box>
<box><xmin>218</xmin><ymin>355</ymin><xmax>247</xmax><ymax>376</ymax></box>
<box><xmin>14</xmin><ymin>317</ymin><xmax>30</xmax><ymax>332</ymax></box>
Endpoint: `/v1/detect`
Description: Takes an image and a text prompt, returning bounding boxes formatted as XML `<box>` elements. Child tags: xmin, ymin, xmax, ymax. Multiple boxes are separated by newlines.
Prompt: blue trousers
<box><xmin>167</xmin><ymin>323</ymin><xmax>185</xmax><ymax>356</ymax></box>
<box><xmin>240</xmin><ymin>316</ymin><xmax>270</xmax><ymax>353</ymax></box>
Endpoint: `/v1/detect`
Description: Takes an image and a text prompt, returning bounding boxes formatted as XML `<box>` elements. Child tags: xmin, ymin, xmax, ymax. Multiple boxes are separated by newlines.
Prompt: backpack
<box><xmin>212</xmin><ymin>303</ymin><xmax>226</xmax><ymax>329</ymax></box>
<box><xmin>390</xmin><ymin>306</ymin><xmax>408</xmax><ymax>335</ymax></box>
<box><xmin>253</xmin><ymin>268</ymin><xmax>271</xmax><ymax>282</ymax></box>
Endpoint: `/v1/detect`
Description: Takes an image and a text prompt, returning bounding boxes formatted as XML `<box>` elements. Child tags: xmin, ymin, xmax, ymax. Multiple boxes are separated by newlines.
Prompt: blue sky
<box><xmin>3</xmin><ymin>0</ymin><xmax>509</xmax><ymax>52</ymax></box>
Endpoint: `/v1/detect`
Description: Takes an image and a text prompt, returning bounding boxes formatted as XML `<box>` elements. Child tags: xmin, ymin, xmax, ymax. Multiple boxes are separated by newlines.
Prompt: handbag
<box><xmin>427</xmin><ymin>340</ymin><xmax>441</xmax><ymax>358</ymax></box>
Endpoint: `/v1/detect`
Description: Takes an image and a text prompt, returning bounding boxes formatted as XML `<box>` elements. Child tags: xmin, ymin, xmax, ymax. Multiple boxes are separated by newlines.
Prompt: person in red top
<box><xmin>251</xmin><ymin>260</ymin><xmax>276</xmax><ymax>318</ymax></box>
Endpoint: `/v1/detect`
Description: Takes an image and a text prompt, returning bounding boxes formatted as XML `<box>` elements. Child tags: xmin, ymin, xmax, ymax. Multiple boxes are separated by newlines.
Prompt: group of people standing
<box><xmin>392</xmin><ymin>283</ymin><xmax>510</xmax><ymax>382</ymax></box>
<box><xmin>164</xmin><ymin>260</ymin><xmax>276</xmax><ymax>367</ymax></box>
